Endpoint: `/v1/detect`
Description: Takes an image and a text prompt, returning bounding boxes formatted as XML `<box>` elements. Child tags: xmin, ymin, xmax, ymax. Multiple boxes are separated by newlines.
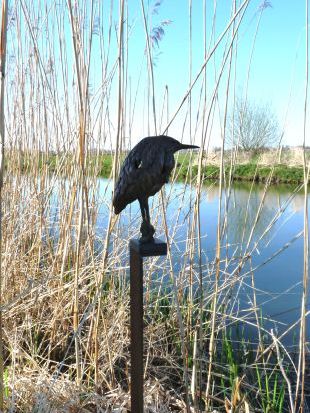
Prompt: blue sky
<box><xmin>115</xmin><ymin>0</ymin><xmax>308</xmax><ymax>147</ymax></box>
<box><xmin>7</xmin><ymin>1</ymin><xmax>307</xmax><ymax>150</ymax></box>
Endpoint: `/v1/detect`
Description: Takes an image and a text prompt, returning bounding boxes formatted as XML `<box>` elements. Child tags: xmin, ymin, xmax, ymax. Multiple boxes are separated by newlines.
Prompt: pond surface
<box><xmin>57</xmin><ymin>178</ymin><xmax>310</xmax><ymax>345</ymax></box>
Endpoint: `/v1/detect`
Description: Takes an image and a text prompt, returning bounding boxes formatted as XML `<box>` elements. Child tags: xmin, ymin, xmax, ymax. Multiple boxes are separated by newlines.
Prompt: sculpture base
<box><xmin>129</xmin><ymin>237</ymin><xmax>167</xmax><ymax>411</ymax></box>
<box><xmin>129</xmin><ymin>238</ymin><xmax>167</xmax><ymax>257</ymax></box>
<box><xmin>140</xmin><ymin>220</ymin><xmax>155</xmax><ymax>244</ymax></box>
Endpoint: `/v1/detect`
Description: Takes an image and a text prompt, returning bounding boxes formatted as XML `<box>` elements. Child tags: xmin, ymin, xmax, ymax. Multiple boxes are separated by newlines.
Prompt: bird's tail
<box><xmin>180</xmin><ymin>143</ymin><xmax>199</xmax><ymax>150</ymax></box>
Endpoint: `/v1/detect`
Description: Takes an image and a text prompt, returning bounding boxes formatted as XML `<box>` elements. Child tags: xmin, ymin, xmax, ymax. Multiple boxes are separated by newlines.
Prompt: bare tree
<box><xmin>229</xmin><ymin>98</ymin><xmax>280</xmax><ymax>151</ymax></box>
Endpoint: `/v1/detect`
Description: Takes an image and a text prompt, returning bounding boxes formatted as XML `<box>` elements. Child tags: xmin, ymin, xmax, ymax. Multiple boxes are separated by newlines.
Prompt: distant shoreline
<box><xmin>179</xmin><ymin>164</ymin><xmax>306</xmax><ymax>185</ymax></box>
<box><xmin>9</xmin><ymin>151</ymin><xmax>308</xmax><ymax>185</ymax></box>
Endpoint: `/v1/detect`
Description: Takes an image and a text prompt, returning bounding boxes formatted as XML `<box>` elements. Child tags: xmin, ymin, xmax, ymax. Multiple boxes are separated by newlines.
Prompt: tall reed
<box><xmin>0</xmin><ymin>0</ymin><xmax>8</xmax><ymax>409</ymax></box>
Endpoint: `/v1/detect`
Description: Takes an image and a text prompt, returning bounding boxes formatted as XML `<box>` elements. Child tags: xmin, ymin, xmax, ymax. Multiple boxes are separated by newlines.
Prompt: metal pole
<box><xmin>129</xmin><ymin>238</ymin><xmax>167</xmax><ymax>413</ymax></box>
<box><xmin>130</xmin><ymin>241</ymin><xmax>143</xmax><ymax>412</ymax></box>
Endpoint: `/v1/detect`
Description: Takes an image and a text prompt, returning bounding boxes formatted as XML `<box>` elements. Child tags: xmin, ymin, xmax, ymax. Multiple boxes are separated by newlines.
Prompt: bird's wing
<box><xmin>113</xmin><ymin>140</ymin><xmax>166</xmax><ymax>213</ymax></box>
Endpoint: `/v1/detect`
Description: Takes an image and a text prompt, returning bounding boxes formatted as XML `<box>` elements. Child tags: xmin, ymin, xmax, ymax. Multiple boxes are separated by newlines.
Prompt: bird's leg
<box><xmin>144</xmin><ymin>199</ymin><xmax>152</xmax><ymax>226</ymax></box>
<box><xmin>145</xmin><ymin>199</ymin><xmax>155</xmax><ymax>236</ymax></box>
<box><xmin>138</xmin><ymin>198</ymin><xmax>147</xmax><ymax>221</ymax></box>
<box><xmin>138</xmin><ymin>198</ymin><xmax>155</xmax><ymax>243</ymax></box>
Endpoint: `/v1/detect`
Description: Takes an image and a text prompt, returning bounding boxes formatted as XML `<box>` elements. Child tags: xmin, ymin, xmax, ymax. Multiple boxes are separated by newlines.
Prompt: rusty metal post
<box><xmin>129</xmin><ymin>238</ymin><xmax>167</xmax><ymax>413</ymax></box>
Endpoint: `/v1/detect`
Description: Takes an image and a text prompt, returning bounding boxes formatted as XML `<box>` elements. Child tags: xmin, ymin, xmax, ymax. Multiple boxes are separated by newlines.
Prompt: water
<box><xmin>52</xmin><ymin>178</ymin><xmax>309</xmax><ymax>344</ymax></box>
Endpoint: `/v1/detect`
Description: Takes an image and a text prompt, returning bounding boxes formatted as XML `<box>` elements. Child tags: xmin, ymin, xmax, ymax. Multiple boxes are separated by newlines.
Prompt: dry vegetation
<box><xmin>202</xmin><ymin>147</ymin><xmax>310</xmax><ymax>167</ymax></box>
<box><xmin>0</xmin><ymin>1</ymin><xmax>308</xmax><ymax>412</ymax></box>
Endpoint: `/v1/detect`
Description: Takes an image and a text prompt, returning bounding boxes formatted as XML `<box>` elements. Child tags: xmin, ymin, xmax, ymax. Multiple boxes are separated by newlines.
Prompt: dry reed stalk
<box><xmin>140</xmin><ymin>0</ymin><xmax>157</xmax><ymax>135</ymax></box>
<box><xmin>162</xmin><ymin>0</ymin><xmax>250</xmax><ymax>135</ymax></box>
<box><xmin>67</xmin><ymin>0</ymin><xmax>84</xmax><ymax>385</ymax></box>
<box><xmin>0</xmin><ymin>0</ymin><xmax>8</xmax><ymax>409</ymax></box>
<box><xmin>272</xmin><ymin>329</ymin><xmax>295</xmax><ymax>412</ymax></box>
<box><xmin>93</xmin><ymin>0</ymin><xmax>125</xmax><ymax>387</ymax></box>
<box><xmin>195</xmin><ymin>1</ymin><xmax>210</xmax><ymax>406</ymax></box>
<box><xmin>184</xmin><ymin>3</ymin><xmax>196</xmax><ymax>407</ymax></box>
<box><xmin>294</xmin><ymin>1</ymin><xmax>309</xmax><ymax>411</ymax></box>
<box><xmin>219</xmin><ymin>0</ymin><xmax>237</xmax><ymax>254</ymax></box>
<box><xmin>201</xmin><ymin>3</ymin><xmax>250</xmax><ymax>405</ymax></box>
<box><xmin>67</xmin><ymin>0</ymin><xmax>95</xmax><ymax>385</ymax></box>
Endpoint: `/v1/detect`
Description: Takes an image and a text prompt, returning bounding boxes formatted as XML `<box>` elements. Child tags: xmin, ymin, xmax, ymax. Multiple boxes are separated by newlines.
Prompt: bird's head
<box><xmin>160</xmin><ymin>135</ymin><xmax>199</xmax><ymax>153</ymax></box>
<box><xmin>178</xmin><ymin>143</ymin><xmax>200</xmax><ymax>151</ymax></box>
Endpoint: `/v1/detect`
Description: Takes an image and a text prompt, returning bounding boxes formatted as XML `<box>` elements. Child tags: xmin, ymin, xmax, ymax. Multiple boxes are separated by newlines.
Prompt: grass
<box><xmin>11</xmin><ymin>151</ymin><xmax>306</xmax><ymax>184</ymax></box>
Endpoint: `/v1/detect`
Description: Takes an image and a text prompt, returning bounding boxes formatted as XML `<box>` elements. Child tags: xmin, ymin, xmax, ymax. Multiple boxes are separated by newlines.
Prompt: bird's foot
<box><xmin>140</xmin><ymin>220</ymin><xmax>155</xmax><ymax>243</ymax></box>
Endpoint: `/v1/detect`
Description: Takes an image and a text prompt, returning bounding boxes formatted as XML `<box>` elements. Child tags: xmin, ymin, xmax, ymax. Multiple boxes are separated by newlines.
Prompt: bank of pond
<box><xmin>13</xmin><ymin>152</ymin><xmax>307</xmax><ymax>185</ymax></box>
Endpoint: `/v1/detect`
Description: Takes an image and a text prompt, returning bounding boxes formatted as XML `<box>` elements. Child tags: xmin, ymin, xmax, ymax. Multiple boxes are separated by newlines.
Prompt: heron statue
<box><xmin>113</xmin><ymin>135</ymin><xmax>199</xmax><ymax>243</ymax></box>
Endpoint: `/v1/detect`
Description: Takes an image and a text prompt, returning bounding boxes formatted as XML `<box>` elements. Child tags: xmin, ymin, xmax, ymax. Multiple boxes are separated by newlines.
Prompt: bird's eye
<box><xmin>135</xmin><ymin>160</ymin><xmax>142</xmax><ymax>169</ymax></box>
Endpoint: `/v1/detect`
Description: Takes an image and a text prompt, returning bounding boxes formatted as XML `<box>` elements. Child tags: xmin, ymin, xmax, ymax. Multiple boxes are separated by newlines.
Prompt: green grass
<box><xmin>232</xmin><ymin>164</ymin><xmax>304</xmax><ymax>184</ymax></box>
<box><xmin>188</xmin><ymin>163</ymin><xmax>305</xmax><ymax>184</ymax></box>
<box><xmin>173</xmin><ymin>152</ymin><xmax>305</xmax><ymax>184</ymax></box>
<box><xmin>10</xmin><ymin>152</ymin><xmax>306</xmax><ymax>184</ymax></box>
<box><xmin>143</xmin><ymin>291</ymin><xmax>290</xmax><ymax>412</ymax></box>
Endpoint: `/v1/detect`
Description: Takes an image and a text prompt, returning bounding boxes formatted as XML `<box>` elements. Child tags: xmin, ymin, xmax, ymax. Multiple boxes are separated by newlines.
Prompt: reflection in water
<box><xmin>225</xmin><ymin>185</ymin><xmax>276</xmax><ymax>248</ymax></box>
<box><xmin>49</xmin><ymin>178</ymin><xmax>308</xmax><ymax>344</ymax></box>
<box><xmin>147</xmin><ymin>181</ymin><xmax>308</xmax><ymax>344</ymax></box>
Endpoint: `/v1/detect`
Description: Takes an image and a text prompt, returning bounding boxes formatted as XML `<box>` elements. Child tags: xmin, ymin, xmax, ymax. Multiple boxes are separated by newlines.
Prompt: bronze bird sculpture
<box><xmin>113</xmin><ymin>135</ymin><xmax>199</xmax><ymax>243</ymax></box>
